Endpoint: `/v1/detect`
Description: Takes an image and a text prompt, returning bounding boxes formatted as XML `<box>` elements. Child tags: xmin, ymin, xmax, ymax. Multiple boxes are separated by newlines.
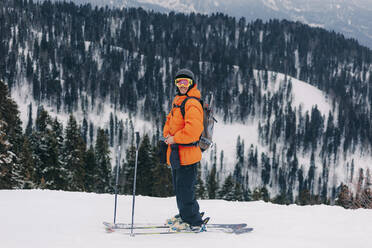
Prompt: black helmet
<box><xmin>175</xmin><ymin>68</ymin><xmax>195</xmax><ymax>81</ymax></box>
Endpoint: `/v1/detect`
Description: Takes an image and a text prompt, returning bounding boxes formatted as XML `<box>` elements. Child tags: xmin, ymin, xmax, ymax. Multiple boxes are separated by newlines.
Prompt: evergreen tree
<box><xmin>234</xmin><ymin>182</ymin><xmax>244</xmax><ymax>201</ymax></box>
<box><xmin>30</xmin><ymin>109</ymin><xmax>66</xmax><ymax>189</ymax></box>
<box><xmin>0</xmin><ymin>80</ymin><xmax>23</xmax><ymax>189</ymax></box>
<box><xmin>95</xmin><ymin>128</ymin><xmax>112</xmax><ymax>193</ymax></box>
<box><xmin>243</xmin><ymin>187</ymin><xmax>252</xmax><ymax>201</ymax></box>
<box><xmin>109</xmin><ymin>112</ymin><xmax>114</xmax><ymax>147</ymax></box>
<box><xmin>308</xmin><ymin>151</ymin><xmax>316</xmax><ymax>194</ymax></box>
<box><xmin>207</xmin><ymin>163</ymin><xmax>218</xmax><ymax>199</ymax></box>
<box><xmin>3</xmin><ymin>1</ymin><xmax>372</xmax><ymax>205</ymax></box>
<box><xmin>25</xmin><ymin>103</ymin><xmax>33</xmax><ymax>136</ymax></box>
<box><xmin>152</xmin><ymin>163</ymin><xmax>173</xmax><ymax>197</ymax></box>
<box><xmin>17</xmin><ymin>137</ymin><xmax>35</xmax><ymax>189</ymax></box>
<box><xmin>151</xmin><ymin>142</ymin><xmax>173</xmax><ymax>197</ymax></box>
<box><xmin>63</xmin><ymin>115</ymin><xmax>86</xmax><ymax>191</ymax></box>
<box><xmin>45</xmin><ymin>117</ymin><xmax>66</xmax><ymax>190</ymax></box>
<box><xmin>81</xmin><ymin>117</ymin><xmax>88</xmax><ymax>144</ymax></box>
<box><xmin>0</xmin><ymin>120</ymin><xmax>15</xmax><ymax>188</ymax></box>
<box><xmin>121</xmin><ymin>144</ymin><xmax>136</xmax><ymax>194</ymax></box>
<box><xmin>84</xmin><ymin>145</ymin><xmax>97</xmax><ymax>192</ymax></box>
<box><xmin>233</xmin><ymin>136</ymin><xmax>244</xmax><ymax>184</ymax></box>
<box><xmin>89</xmin><ymin>121</ymin><xmax>94</xmax><ymax>144</ymax></box>
<box><xmin>261</xmin><ymin>152</ymin><xmax>271</xmax><ymax>185</ymax></box>
<box><xmin>336</xmin><ymin>184</ymin><xmax>353</xmax><ymax>208</ymax></box>
<box><xmin>218</xmin><ymin>174</ymin><xmax>235</xmax><ymax>201</ymax></box>
<box><xmin>252</xmin><ymin>187</ymin><xmax>270</xmax><ymax>202</ymax></box>
<box><xmin>195</xmin><ymin>164</ymin><xmax>207</xmax><ymax>199</ymax></box>
<box><xmin>136</xmin><ymin>134</ymin><xmax>154</xmax><ymax>196</ymax></box>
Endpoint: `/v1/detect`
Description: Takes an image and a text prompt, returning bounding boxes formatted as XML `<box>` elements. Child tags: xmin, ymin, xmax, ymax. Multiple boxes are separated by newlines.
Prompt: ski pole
<box><xmin>130</xmin><ymin>132</ymin><xmax>140</xmax><ymax>237</ymax></box>
<box><xmin>113</xmin><ymin>145</ymin><xmax>121</xmax><ymax>224</ymax></box>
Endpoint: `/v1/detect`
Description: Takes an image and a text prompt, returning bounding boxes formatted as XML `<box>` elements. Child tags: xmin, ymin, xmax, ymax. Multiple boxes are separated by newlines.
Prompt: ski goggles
<box><xmin>175</xmin><ymin>78</ymin><xmax>193</xmax><ymax>88</ymax></box>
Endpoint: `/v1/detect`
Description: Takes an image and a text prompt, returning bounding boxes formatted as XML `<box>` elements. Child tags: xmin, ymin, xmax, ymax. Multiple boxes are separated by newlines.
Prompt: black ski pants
<box><xmin>172</xmin><ymin>163</ymin><xmax>203</xmax><ymax>226</ymax></box>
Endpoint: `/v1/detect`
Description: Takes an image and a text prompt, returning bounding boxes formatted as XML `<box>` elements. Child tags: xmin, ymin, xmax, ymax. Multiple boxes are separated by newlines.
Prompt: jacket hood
<box><xmin>187</xmin><ymin>83</ymin><xmax>201</xmax><ymax>99</ymax></box>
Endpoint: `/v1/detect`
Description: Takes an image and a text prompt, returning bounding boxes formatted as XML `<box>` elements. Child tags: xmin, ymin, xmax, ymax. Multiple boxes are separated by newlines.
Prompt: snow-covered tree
<box><xmin>0</xmin><ymin>120</ymin><xmax>15</xmax><ymax>189</ymax></box>
<box><xmin>63</xmin><ymin>115</ymin><xmax>86</xmax><ymax>191</ymax></box>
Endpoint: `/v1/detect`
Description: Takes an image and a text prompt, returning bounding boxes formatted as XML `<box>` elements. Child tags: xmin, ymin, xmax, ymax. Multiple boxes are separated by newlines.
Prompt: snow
<box><xmin>137</xmin><ymin>0</ymin><xmax>197</xmax><ymax>13</ymax></box>
<box><xmin>0</xmin><ymin>190</ymin><xmax>371</xmax><ymax>248</ymax></box>
<box><xmin>308</xmin><ymin>23</ymin><xmax>325</xmax><ymax>28</ymax></box>
<box><xmin>262</xmin><ymin>0</ymin><xmax>280</xmax><ymax>11</ymax></box>
<box><xmin>290</xmin><ymin>76</ymin><xmax>331</xmax><ymax>114</ymax></box>
<box><xmin>201</xmin><ymin>70</ymin><xmax>334</xmax><ymax>189</ymax></box>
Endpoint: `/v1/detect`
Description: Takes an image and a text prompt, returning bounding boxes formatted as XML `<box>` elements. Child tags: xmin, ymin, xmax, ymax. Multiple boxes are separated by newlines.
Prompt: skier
<box><xmin>163</xmin><ymin>68</ymin><xmax>206</xmax><ymax>232</ymax></box>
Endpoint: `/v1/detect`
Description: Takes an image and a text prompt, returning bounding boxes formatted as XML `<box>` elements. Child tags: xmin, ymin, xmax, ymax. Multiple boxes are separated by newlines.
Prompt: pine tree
<box><xmin>308</xmin><ymin>151</ymin><xmax>316</xmax><ymax>194</ymax></box>
<box><xmin>63</xmin><ymin>115</ymin><xmax>86</xmax><ymax>191</ymax></box>
<box><xmin>218</xmin><ymin>174</ymin><xmax>235</xmax><ymax>201</ymax></box>
<box><xmin>109</xmin><ymin>112</ymin><xmax>114</xmax><ymax>147</ymax></box>
<box><xmin>261</xmin><ymin>152</ymin><xmax>271</xmax><ymax>185</ymax></box>
<box><xmin>84</xmin><ymin>145</ymin><xmax>97</xmax><ymax>192</ymax></box>
<box><xmin>195</xmin><ymin>164</ymin><xmax>207</xmax><ymax>199</ymax></box>
<box><xmin>207</xmin><ymin>163</ymin><xmax>218</xmax><ymax>199</ymax></box>
<box><xmin>0</xmin><ymin>120</ymin><xmax>15</xmax><ymax>188</ymax></box>
<box><xmin>0</xmin><ymin>80</ymin><xmax>23</xmax><ymax>189</ymax></box>
<box><xmin>25</xmin><ymin>103</ymin><xmax>33</xmax><ymax>136</ymax></box>
<box><xmin>81</xmin><ymin>117</ymin><xmax>88</xmax><ymax>144</ymax></box>
<box><xmin>121</xmin><ymin>144</ymin><xmax>136</xmax><ymax>194</ymax></box>
<box><xmin>234</xmin><ymin>182</ymin><xmax>244</xmax><ymax>201</ymax></box>
<box><xmin>336</xmin><ymin>184</ymin><xmax>353</xmax><ymax>208</ymax></box>
<box><xmin>151</xmin><ymin>142</ymin><xmax>173</xmax><ymax>197</ymax></box>
<box><xmin>152</xmin><ymin>163</ymin><xmax>173</xmax><ymax>197</ymax></box>
<box><xmin>233</xmin><ymin>136</ymin><xmax>244</xmax><ymax>184</ymax></box>
<box><xmin>30</xmin><ymin>109</ymin><xmax>66</xmax><ymax>189</ymax></box>
<box><xmin>16</xmin><ymin>137</ymin><xmax>35</xmax><ymax>189</ymax></box>
<box><xmin>136</xmin><ymin>134</ymin><xmax>154</xmax><ymax>196</ymax></box>
<box><xmin>31</xmin><ymin>107</ymin><xmax>50</xmax><ymax>187</ymax></box>
<box><xmin>95</xmin><ymin>128</ymin><xmax>112</xmax><ymax>193</ymax></box>
<box><xmin>252</xmin><ymin>187</ymin><xmax>270</xmax><ymax>202</ymax></box>
<box><xmin>44</xmin><ymin>117</ymin><xmax>66</xmax><ymax>190</ymax></box>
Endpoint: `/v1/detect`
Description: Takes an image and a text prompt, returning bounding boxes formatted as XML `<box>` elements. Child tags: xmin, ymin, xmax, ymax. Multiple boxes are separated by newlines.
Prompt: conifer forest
<box><xmin>1</xmin><ymin>0</ymin><xmax>372</xmax><ymax>208</ymax></box>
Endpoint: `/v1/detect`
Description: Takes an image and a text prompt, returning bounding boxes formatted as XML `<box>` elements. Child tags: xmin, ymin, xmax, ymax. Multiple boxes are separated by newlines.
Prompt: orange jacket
<box><xmin>163</xmin><ymin>85</ymin><xmax>204</xmax><ymax>166</ymax></box>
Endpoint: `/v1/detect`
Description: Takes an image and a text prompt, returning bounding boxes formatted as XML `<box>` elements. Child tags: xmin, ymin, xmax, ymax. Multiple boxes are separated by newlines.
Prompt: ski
<box><xmin>103</xmin><ymin>221</ymin><xmax>247</xmax><ymax>230</ymax></box>
<box><xmin>104</xmin><ymin>226</ymin><xmax>253</xmax><ymax>235</ymax></box>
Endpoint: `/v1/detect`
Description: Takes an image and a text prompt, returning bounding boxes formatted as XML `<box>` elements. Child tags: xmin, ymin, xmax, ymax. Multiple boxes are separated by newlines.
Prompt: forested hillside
<box><xmin>1</xmin><ymin>0</ymin><xmax>371</xmax><ymax>207</ymax></box>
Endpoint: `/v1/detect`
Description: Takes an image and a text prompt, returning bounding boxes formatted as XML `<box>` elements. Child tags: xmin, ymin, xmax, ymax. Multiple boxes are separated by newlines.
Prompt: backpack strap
<box><xmin>180</xmin><ymin>96</ymin><xmax>203</xmax><ymax>119</ymax></box>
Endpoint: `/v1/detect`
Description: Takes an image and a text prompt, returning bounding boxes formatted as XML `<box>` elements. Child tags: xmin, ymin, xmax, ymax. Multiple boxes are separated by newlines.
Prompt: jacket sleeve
<box><xmin>163</xmin><ymin>111</ymin><xmax>171</xmax><ymax>138</ymax></box>
<box><xmin>173</xmin><ymin>99</ymin><xmax>203</xmax><ymax>144</ymax></box>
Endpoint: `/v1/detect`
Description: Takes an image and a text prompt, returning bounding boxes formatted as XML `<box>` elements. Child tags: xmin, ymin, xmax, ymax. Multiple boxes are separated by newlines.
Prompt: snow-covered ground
<box><xmin>0</xmin><ymin>190</ymin><xmax>371</xmax><ymax>248</ymax></box>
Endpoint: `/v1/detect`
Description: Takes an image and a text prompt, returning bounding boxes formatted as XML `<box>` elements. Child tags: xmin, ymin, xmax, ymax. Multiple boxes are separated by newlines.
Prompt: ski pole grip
<box><xmin>135</xmin><ymin>132</ymin><xmax>140</xmax><ymax>149</ymax></box>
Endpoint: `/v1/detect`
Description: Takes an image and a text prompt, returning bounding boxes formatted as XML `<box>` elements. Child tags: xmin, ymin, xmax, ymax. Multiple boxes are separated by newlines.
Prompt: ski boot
<box><xmin>170</xmin><ymin>217</ymin><xmax>210</xmax><ymax>233</ymax></box>
<box><xmin>166</xmin><ymin>212</ymin><xmax>205</xmax><ymax>225</ymax></box>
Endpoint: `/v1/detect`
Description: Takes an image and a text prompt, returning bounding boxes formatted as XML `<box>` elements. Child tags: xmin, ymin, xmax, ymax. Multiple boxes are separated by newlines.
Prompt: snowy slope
<box><xmin>13</xmin><ymin>68</ymin><xmax>372</xmax><ymax>196</ymax></box>
<box><xmin>10</xmin><ymin>69</ymin><xmax>331</xmax><ymax>171</ymax></box>
<box><xmin>203</xmin><ymin>70</ymin><xmax>333</xmax><ymax>176</ymax></box>
<box><xmin>0</xmin><ymin>190</ymin><xmax>371</xmax><ymax>248</ymax></box>
<box><xmin>11</xmin><ymin>60</ymin><xmax>372</xmax><ymax>197</ymax></box>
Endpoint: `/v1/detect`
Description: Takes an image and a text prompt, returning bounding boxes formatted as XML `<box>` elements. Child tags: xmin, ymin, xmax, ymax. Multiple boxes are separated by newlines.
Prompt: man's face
<box><xmin>178</xmin><ymin>85</ymin><xmax>189</xmax><ymax>95</ymax></box>
<box><xmin>175</xmin><ymin>77</ymin><xmax>192</xmax><ymax>95</ymax></box>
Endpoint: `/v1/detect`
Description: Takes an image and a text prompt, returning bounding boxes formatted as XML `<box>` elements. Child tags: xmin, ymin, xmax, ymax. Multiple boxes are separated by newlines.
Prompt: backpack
<box><xmin>176</xmin><ymin>94</ymin><xmax>217</xmax><ymax>152</ymax></box>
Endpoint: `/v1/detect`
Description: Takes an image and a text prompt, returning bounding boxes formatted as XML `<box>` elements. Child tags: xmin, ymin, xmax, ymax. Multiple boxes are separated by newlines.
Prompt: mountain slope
<box><xmin>2</xmin><ymin>1</ymin><xmax>372</xmax><ymax>203</ymax></box>
<box><xmin>50</xmin><ymin>0</ymin><xmax>372</xmax><ymax>48</ymax></box>
<box><xmin>0</xmin><ymin>190</ymin><xmax>371</xmax><ymax>248</ymax></box>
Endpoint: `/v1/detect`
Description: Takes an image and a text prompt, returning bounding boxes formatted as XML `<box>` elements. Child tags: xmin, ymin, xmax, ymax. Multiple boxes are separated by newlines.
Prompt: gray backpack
<box><xmin>176</xmin><ymin>94</ymin><xmax>217</xmax><ymax>152</ymax></box>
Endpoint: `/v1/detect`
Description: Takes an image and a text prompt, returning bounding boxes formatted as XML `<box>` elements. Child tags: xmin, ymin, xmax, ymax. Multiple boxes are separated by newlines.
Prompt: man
<box><xmin>163</xmin><ymin>68</ymin><xmax>206</xmax><ymax>232</ymax></box>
